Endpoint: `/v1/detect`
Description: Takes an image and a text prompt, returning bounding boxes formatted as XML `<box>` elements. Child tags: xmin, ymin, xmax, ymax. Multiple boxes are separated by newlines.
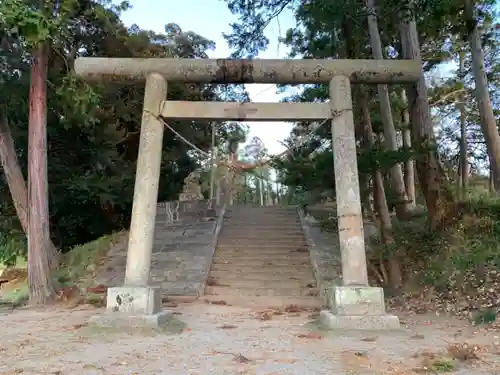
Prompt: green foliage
<box><xmin>223</xmin><ymin>0</ymin><xmax>499</xmax><ymax>211</ymax></box>
<box><xmin>56</xmin><ymin>231</ymin><xmax>125</xmax><ymax>287</ymax></box>
<box><xmin>425</xmin><ymin>358</ymin><xmax>456</xmax><ymax>373</ymax></box>
<box><xmin>0</xmin><ymin>0</ymin><xmax>53</xmax><ymax>44</ymax></box>
<box><xmin>0</xmin><ymin>203</ymin><xmax>26</xmax><ymax>266</ymax></box>
<box><xmin>389</xmin><ymin>197</ymin><xmax>500</xmax><ymax>301</ymax></box>
<box><xmin>0</xmin><ymin>228</ymin><xmax>26</xmax><ymax>267</ymax></box>
<box><xmin>0</xmin><ymin>1</ymin><xmax>249</xmax><ymax>256</ymax></box>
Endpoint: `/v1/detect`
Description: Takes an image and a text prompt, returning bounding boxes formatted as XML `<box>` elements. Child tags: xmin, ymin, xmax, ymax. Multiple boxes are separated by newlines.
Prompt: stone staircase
<box><xmin>204</xmin><ymin>205</ymin><xmax>323</xmax><ymax>309</ymax></box>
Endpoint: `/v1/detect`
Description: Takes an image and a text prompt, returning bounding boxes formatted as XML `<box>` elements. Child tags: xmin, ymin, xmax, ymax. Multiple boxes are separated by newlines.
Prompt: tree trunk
<box><xmin>366</xmin><ymin>0</ymin><xmax>411</xmax><ymax>219</ymax></box>
<box><xmin>457</xmin><ymin>51</ymin><xmax>468</xmax><ymax>200</ymax></box>
<box><xmin>358</xmin><ymin>88</ymin><xmax>403</xmax><ymax>290</ymax></box>
<box><xmin>0</xmin><ymin>112</ymin><xmax>60</xmax><ymax>264</ymax></box>
<box><xmin>464</xmin><ymin>0</ymin><xmax>500</xmax><ymax>191</ymax></box>
<box><xmin>0</xmin><ymin>112</ymin><xmax>29</xmax><ymax>234</ymax></box>
<box><xmin>259</xmin><ymin>173</ymin><xmax>264</xmax><ymax>206</ymax></box>
<box><xmin>275</xmin><ymin>179</ymin><xmax>279</xmax><ymax>204</ymax></box>
<box><xmin>399</xmin><ymin>14</ymin><xmax>455</xmax><ymax>229</ymax></box>
<box><xmin>360</xmin><ymin>178</ymin><xmax>374</xmax><ymax>219</ymax></box>
<box><xmin>209</xmin><ymin>125</ymin><xmax>216</xmax><ymax>203</ymax></box>
<box><xmin>490</xmin><ymin>164</ymin><xmax>495</xmax><ymax>195</ymax></box>
<box><xmin>401</xmin><ymin>89</ymin><xmax>416</xmax><ymax>207</ymax></box>
<box><xmin>27</xmin><ymin>43</ymin><xmax>57</xmax><ymax>305</ymax></box>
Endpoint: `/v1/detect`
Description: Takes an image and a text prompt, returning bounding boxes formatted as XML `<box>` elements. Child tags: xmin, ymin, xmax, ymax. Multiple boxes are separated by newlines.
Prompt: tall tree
<box><xmin>464</xmin><ymin>0</ymin><xmax>500</xmax><ymax>190</ymax></box>
<box><xmin>398</xmin><ymin>3</ymin><xmax>455</xmax><ymax>228</ymax></box>
<box><xmin>366</xmin><ymin>0</ymin><xmax>411</xmax><ymax>218</ymax></box>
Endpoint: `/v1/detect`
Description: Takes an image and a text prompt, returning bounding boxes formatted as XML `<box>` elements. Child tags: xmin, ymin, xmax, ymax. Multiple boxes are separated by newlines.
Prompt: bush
<box><xmin>0</xmin><ymin>204</ymin><xmax>26</xmax><ymax>267</ymax></box>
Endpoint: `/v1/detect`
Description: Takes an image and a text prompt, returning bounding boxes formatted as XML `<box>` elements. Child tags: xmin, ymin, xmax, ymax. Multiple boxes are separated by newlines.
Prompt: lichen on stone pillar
<box><xmin>329</xmin><ymin>75</ymin><xmax>369</xmax><ymax>287</ymax></box>
<box><xmin>124</xmin><ymin>73</ymin><xmax>168</xmax><ymax>287</ymax></box>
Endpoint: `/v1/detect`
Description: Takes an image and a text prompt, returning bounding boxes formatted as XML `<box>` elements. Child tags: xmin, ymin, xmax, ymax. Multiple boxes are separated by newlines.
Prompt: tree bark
<box><xmin>0</xmin><ymin>111</ymin><xmax>60</xmax><ymax>262</ymax></box>
<box><xmin>358</xmin><ymin>87</ymin><xmax>402</xmax><ymax>289</ymax></box>
<box><xmin>490</xmin><ymin>163</ymin><xmax>495</xmax><ymax>195</ymax></box>
<box><xmin>464</xmin><ymin>0</ymin><xmax>500</xmax><ymax>191</ymax></box>
<box><xmin>27</xmin><ymin>42</ymin><xmax>57</xmax><ymax>305</ymax></box>
<box><xmin>0</xmin><ymin>112</ymin><xmax>29</xmax><ymax>234</ymax></box>
<box><xmin>401</xmin><ymin>89</ymin><xmax>416</xmax><ymax>207</ymax></box>
<box><xmin>457</xmin><ymin>51</ymin><xmax>468</xmax><ymax>200</ymax></box>
<box><xmin>399</xmin><ymin>14</ymin><xmax>455</xmax><ymax>229</ymax></box>
<box><xmin>366</xmin><ymin>0</ymin><xmax>411</xmax><ymax>219</ymax></box>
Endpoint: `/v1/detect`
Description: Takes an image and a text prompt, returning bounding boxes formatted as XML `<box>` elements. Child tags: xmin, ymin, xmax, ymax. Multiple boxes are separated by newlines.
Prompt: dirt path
<box><xmin>1</xmin><ymin>302</ymin><xmax>499</xmax><ymax>375</ymax></box>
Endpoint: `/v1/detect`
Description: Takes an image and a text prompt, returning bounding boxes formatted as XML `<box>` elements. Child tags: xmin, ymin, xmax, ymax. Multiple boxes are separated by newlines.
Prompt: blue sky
<box><xmin>119</xmin><ymin>0</ymin><xmax>297</xmax><ymax>154</ymax></box>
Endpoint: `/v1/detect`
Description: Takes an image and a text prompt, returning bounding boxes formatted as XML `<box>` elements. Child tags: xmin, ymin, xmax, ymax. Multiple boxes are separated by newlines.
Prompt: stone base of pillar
<box><xmin>319</xmin><ymin>286</ymin><xmax>400</xmax><ymax>330</ymax></box>
<box><xmin>89</xmin><ymin>286</ymin><xmax>172</xmax><ymax>328</ymax></box>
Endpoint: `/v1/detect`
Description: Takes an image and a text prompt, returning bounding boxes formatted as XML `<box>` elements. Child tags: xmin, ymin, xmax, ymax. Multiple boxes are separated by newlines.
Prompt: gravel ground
<box><xmin>1</xmin><ymin>302</ymin><xmax>500</xmax><ymax>375</ymax></box>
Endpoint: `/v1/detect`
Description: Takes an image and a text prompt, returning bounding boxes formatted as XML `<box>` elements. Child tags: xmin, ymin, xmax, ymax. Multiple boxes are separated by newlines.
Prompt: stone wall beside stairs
<box><xmin>152</xmin><ymin>199</ymin><xmax>225</xmax><ymax>297</ymax></box>
<box><xmin>298</xmin><ymin>208</ymin><xmax>378</xmax><ymax>306</ymax></box>
<box><xmin>95</xmin><ymin>199</ymin><xmax>225</xmax><ymax>298</ymax></box>
<box><xmin>298</xmin><ymin>209</ymin><xmax>342</xmax><ymax>306</ymax></box>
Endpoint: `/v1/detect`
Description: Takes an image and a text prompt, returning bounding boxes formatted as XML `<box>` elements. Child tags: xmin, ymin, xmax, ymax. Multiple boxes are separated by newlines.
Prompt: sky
<box><xmin>119</xmin><ymin>0</ymin><xmax>297</xmax><ymax>155</ymax></box>
<box><xmin>119</xmin><ymin>0</ymin><xmax>457</xmax><ymax>157</ymax></box>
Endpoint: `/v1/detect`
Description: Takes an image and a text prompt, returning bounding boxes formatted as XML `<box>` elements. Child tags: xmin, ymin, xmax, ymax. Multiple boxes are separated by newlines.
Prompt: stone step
<box><xmin>205</xmin><ymin>285</ymin><xmax>320</xmax><ymax>298</ymax></box>
<box><xmin>207</xmin><ymin>278</ymin><xmax>317</xmax><ymax>289</ymax></box>
<box><xmin>230</xmin><ymin>216</ymin><xmax>298</xmax><ymax>219</ymax></box>
<box><xmin>226</xmin><ymin>225</ymin><xmax>301</xmax><ymax>229</ymax></box>
<box><xmin>208</xmin><ymin>269</ymin><xmax>315</xmax><ymax>280</ymax></box>
<box><xmin>228</xmin><ymin>209</ymin><xmax>297</xmax><ymax>215</ymax></box>
<box><xmin>230</xmin><ymin>206</ymin><xmax>296</xmax><ymax>210</ymax></box>
<box><xmin>217</xmin><ymin>239</ymin><xmax>305</xmax><ymax>244</ymax></box>
<box><xmin>225</xmin><ymin>219</ymin><xmax>300</xmax><ymax>224</ymax></box>
<box><xmin>213</xmin><ymin>253</ymin><xmax>310</xmax><ymax>263</ymax></box>
<box><xmin>227</xmin><ymin>218</ymin><xmax>299</xmax><ymax>222</ymax></box>
<box><xmin>215</xmin><ymin>244</ymin><xmax>308</xmax><ymax>251</ymax></box>
<box><xmin>221</xmin><ymin>229</ymin><xmax>304</xmax><ymax>236</ymax></box>
<box><xmin>225</xmin><ymin>225</ymin><xmax>302</xmax><ymax>230</ymax></box>
<box><xmin>221</xmin><ymin>229</ymin><xmax>303</xmax><ymax>234</ymax></box>
<box><xmin>202</xmin><ymin>294</ymin><xmax>322</xmax><ymax>309</ymax></box>
<box><xmin>210</xmin><ymin>262</ymin><xmax>313</xmax><ymax>271</ymax></box>
<box><xmin>227</xmin><ymin>215</ymin><xmax>299</xmax><ymax>220</ymax></box>
<box><xmin>216</xmin><ymin>239</ymin><xmax>307</xmax><ymax>246</ymax></box>
<box><xmin>211</xmin><ymin>259</ymin><xmax>313</xmax><ymax>268</ymax></box>
<box><xmin>214</xmin><ymin>248</ymin><xmax>309</xmax><ymax>256</ymax></box>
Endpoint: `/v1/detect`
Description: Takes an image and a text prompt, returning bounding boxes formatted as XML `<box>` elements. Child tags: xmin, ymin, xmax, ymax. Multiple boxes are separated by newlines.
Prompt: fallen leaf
<box><xmin>87</xmin><ymin>285</ymin><xmax>107</xmax><ymax>294</ymax></box>
<box><xmin>354</xmin><ymin>351</ymin><xmax>368</xmax><ymax>358</ymax></box>
<box><xmin>361</xmin><ymin>336</ymin><xmax>378</xmax><ymax>342</ymax></box>
<box><xmin>258</xmin><ymin>312</ymin><xmax>272</xmax><ymax>321</ymax></box>
<box><xmin>72</xmin><ymin>323</ymin><xmax>88</xmax><ymax>330</ymax></box>
<box><xmin>410</xmin><ymin>334</ymin><xmax>425</xmax><ymax>340</ymax></box>
<box><xmin>273</xmin><ymin>359</ymin><xmax>297</xmax><ymax>364</ymax></box>
<box><xmin>1</xmin><ymin>369</ymin><xmax>24</xmax><ymax>375</ymax></box>
<box><xmin>296</xmin><ymin>333</ymin><xmax>323</xmax><ymax>340</ymax></box>
<box><xmin>447</xmin><ymin>343</ymin><xmax>480</xmax><ymax>361</ymax></box>
<box><xmin>218</xmin><ymin>324</ymin><xmax>237</xmax><ymax>329</ymax></box>
<box><xmin>204</xmin><ymin>299</ymin><xmax>228</xmax><ymax>305</ymax></box>
<box><xmin>284</xmin><ymin>304</ymin><xmax>302</xmax><ymax>313</ymax></box>
<box><xmin>82</xmin><ymin>364</ymin><xmax>105</xmax><ymax>371</ymax></box>
<box><xmin>234</xmin><ymin>354</ymin><xmax>251</xmax><ymax>363</ymax></box>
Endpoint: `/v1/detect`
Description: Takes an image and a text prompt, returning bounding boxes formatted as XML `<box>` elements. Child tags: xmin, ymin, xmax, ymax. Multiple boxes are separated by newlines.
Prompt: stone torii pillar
<box><xmin>74</xmin><ymin>57</ymin><xmax>420</xmax><ymax>330</ymax></box>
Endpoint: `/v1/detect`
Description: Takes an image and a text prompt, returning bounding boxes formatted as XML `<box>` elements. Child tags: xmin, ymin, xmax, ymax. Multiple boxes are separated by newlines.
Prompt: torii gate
<box><xmin>74</xmin><ymin>58</ymin><xmax>420</xmax><ymax>330</ymax></box>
